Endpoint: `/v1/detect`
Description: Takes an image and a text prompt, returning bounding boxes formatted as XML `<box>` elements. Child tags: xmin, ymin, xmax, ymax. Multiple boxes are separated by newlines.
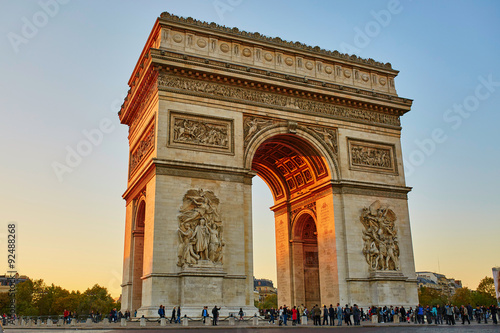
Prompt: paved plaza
<box><xmin>4</xmin><ymin>321</ymin><xmax>499</xmax><ymax>332</ymax></box>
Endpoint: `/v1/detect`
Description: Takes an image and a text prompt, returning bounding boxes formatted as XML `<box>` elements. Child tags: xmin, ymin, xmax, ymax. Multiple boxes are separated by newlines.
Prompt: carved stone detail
<box><xmin>159</xmin><ymin>11</ymin><xmax>393</xmax><ymax>69</ymax></box>
<box><xmin>243</xmin><ymin>116</ymin><xmax>275</xmax><ymax>148</ymax></box>
<box><xmin>158</xmin><ymin>74</ymin><xmax>400</xmax><ymax>127</ymax></box>
<box><xmin>177</xmin><ymin>189</ymin><xmax>224</xmax><ymax>267</ymax></box>
<box><xmin>348</xmin><ymin>139</ymin><xmax>396</xmax><ymax>174</ymax></box>
<box><xmin>129</xmin><ymin>122</ymin><xmax>155</xmax><ymax>177</ymax></box>
<box><xmin>309</xmin><ymin>126</ymin><xmax>338</xmax><ymax>155</ymax></box>
<box><xmin>360</xmin><ymin>200</ymin><xmax>400</xmax><ymax>271</ymax></box>
<box><xmin>169</xmin><ymin>112</ymin><xmax>233</xmax><ymax>154</ymax></box>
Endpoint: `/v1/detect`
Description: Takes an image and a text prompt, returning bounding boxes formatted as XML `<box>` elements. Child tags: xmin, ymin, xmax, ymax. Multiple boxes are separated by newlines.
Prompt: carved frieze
<box><xmin>158</xmin><ymin>74</ymin><xmax>400</xmax><ymax>127</ymax></box>
<box><xmin>129</xmin><ymin>121</ymin><xmax>155</xmax><ymax>177</ymax></box>
<box><xmin>360</xmin><ymin>200</ymin><xmax>400</xmax><ymax>271</ymax></box>
<box><xmin>169</xmin><ymin>111</ymin><xmax>233</xmax><ymax>154</ymax></box>
<box><xmin>348</xmin><ymin>139</ymin><xmax>397</xmax><ymax>174</ymax></box>
<box><xmin>177</xmin><ymin>189</ymin><xmax>224</xmax><ymax>267</ymax></box>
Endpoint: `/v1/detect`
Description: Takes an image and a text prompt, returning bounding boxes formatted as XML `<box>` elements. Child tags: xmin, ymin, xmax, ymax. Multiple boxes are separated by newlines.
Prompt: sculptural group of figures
<box><xmin>177</xmin><ymin>189</ymin><xmax>225</xmax><ymax>267</ymax></box>
<box><xmin>360</xmin><ymin>200</ymin><xmax>400</xmax><ymax>271</ymax></box>
<box><xmin>173</xmin><ymin>118</ymin><xmax>228</xmax><ymax>148</ymax></box>
<box><xmin>351</xmin><ymin>146</ymin><xmax>391</xmax><ymax>168</ymax></box>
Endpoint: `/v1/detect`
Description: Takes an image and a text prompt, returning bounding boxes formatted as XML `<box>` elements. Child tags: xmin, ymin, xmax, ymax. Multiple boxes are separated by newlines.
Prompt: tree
<box><xmin>451</xmin><ymin>287</ymin><xmax>474</xmax><ymax>306</ymax></box>
<box><xmin>418</xmin><ymin>286</ymin><xmax>448</xmax><ymax>306</ymax></box>
<box><xmin>476</xmin><ymin>277</ymin><xmax>495</xmax><ymax>299</ymax></box>
<box><xmin>0</xmin><ymin>292</ymin><xmax>11</xmax><ymax>315</ymax></box>
<box><xmin>257</xmin><ymin>294</ymin><xmax>277</xmax><ymax>310</ymax></box>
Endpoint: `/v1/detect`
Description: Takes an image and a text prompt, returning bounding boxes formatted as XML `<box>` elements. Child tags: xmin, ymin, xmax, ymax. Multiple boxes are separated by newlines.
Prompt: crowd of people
<box><xmin>259</xmin><ymin>303</ymin><xmax>499</xmax><ymax>326</ymax></box>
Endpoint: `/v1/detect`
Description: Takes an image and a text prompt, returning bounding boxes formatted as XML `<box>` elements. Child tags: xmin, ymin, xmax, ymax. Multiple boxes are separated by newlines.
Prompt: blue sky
<box><xmin>0</xmin><ymin>0</ymin><xmax>499</xmax><ymax>296</ymax></box>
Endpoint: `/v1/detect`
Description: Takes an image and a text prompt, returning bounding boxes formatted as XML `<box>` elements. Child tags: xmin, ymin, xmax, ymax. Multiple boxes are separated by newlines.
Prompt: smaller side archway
<box><xmin>132</xmin><ymin>199</ymin><xmax>146</xmax><ymax>312</ymax></box>
<box><xmin>291</xmin><ymin>210</ymin><xmax>321</xmax><ymax>309</ymax></box>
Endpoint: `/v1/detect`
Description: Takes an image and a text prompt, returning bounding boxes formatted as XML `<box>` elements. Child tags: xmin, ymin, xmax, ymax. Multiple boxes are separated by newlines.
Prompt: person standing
<box><xmin>291</xmin><ymin>306</ymin><xmax>298</xmax><ymax>326</ymax></box>
<box><xmin>170</xmin><ymin>307</ymin><xmax>176</xmax><ymax>323</ymax></box>
<box><xmin>490</xmin><ymin>304</ymin><xmax>498</xmax><ymax>324</ymax></box>
<box><xmin>322</xmin><ymin>305</ymin><xmax>328</xmax><ymax>325</ymax></box>
<box><xmin>176</xmin><ymin>306</ymin><xmax>181</xmax><ymax>324</ymax></box>
<box><xmin>336</xmin><ymin>303</ymin><xmax>342</xmax><ymax>326</ymax></box>
<box><xmin>201</xmin><ymin>306</ymin><xmax>209</xmax><ymax>324</ymax></box>
<box><xmin>344</xmin><ymin>305</ymin><xmax>352</xmax><ymax>326</ymax></box>
<box><xmin>238</xmin><ymin>308</ymin><xmax>244</xmax><ymax>321</ymax></box>
<box><xmin>212</xmin><ymin>305</ymin><xmax>220</xmax><ymax>326</ymax></box>
<box><xmin>460</xmin><ymin>305</ymin><xmax>470</xmax><ymax>325</ymax></box>
<box><xmin>328</xmin><ymin>304</ymin><xmax>335</xmax><ymax>326</ymax></box>
<box><xmin>353</xmin><ymin>304</ymin><xmax>360</xmax><ymax>325</ymax></box>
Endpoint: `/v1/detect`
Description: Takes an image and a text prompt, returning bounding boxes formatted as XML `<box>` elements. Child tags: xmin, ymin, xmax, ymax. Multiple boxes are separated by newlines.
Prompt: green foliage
<box><xmin>256</xmin><ymin>294</ymin><xmax>277</xmax><ymax>310</ymax></box>
<box><xmin>451</xmin><ymin>287</ymin><xmax>474</xmax><ymax>306</ymax></box>
<box><xmin>476</xmin><ymin>277</ymin><xmax>495</xmax><ymax>299</ymax></box>
<box><xmin>15</xmin><ymin>279</ymin><xmax>119</xmax><ymax>317</ymax></box>
<box><xmin>418</xmin><ymin>286</ymin><xmax>448</xmax><ymax>306</ymax></box>
<box><xmin>0</xmin><ymin>292</ymin><xmax>11</xmax><ymax>314</ymax></box>
<box><xmin>451</xmin><ymin>286</ymin><xmax>497</xmax><ymax>307</ymax></box>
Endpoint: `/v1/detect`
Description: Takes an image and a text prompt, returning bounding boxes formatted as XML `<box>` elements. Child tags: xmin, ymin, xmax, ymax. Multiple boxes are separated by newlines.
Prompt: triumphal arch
<box><xmin>119</xmin><ymin>12</ymin><xmax>418</xmax><ymax>316</ymax></box>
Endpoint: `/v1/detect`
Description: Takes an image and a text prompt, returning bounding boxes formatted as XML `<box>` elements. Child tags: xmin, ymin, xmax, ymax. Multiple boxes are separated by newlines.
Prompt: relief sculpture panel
<box><xmin>169</xmin><ymin>112</ymin><xmax>234</xmax><ymax>154</ymax></box>
<box><xmin>360</xmin><ymin>200</ymin><xmax>400</xmax><ymax>271</ymax></box>
<box><xmin>348</xmin><ymin>139</ymin><xmax>397</xmax><ymax>174</ymax></box>
<box><xmin>177</xmin><ymin>189</ymin><xmax>224</xmax><ymax>267</ymax></box>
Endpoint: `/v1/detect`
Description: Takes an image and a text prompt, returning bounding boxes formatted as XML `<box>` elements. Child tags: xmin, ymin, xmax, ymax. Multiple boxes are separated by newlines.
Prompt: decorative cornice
<box><xmin>159</xmin><ymin>12</ymin><xmax>393</xmax><ymax>70</ymax></box>
<box><xmin>158</xmin><ymin>73</ymin><xmax>401</xmax><ymax>128</ymax></box>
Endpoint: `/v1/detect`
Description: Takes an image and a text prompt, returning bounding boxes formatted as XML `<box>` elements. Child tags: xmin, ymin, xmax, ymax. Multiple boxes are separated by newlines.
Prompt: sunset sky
<box><xmin>1</xmin><ymin>0</ymin><xmax>499</xmax><ymax>298</ymax></box>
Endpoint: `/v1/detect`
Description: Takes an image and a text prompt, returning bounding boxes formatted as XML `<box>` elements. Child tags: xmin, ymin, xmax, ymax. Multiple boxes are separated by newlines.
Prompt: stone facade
<box><xmin>119</xmin><ymin>12</ymin><xmax>418</xmax><ymax>317</ymax></box>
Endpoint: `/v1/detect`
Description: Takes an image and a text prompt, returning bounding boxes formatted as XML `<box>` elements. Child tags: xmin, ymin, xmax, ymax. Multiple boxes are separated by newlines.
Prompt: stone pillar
<box><xmin>301</xmin><ymin>315</ymin><xmax>308</xmax><ymax>325</ymax></box>
<box><xmin>371</xmin><ymin>315</ymin><xmax>378</xmax><ymax>323</ymax></box>
<box><xmin>160</xmin><ymin>317</ymin><xmax>166</xmax><ymax>326</ymax></box>
<box><xmin>252</xmin><ymin>316</ymin><xmax>259</xmax><ymax>326</ymax></box>
<box><xmin>205</xmin><ymin>317</ymin><xmax>212</xmax><ymax>326</ymax></box>
<box><xmin>140</xmin><ymin>317</ymin><xmax>146</xmax><ymax>327</ymax></box>
<box><xmin>229</xmin><ymin>316</ymin><xmax>235</xmax><ymax>326</ymax></box>
<box><xmin>86</xmin><ymin>318</ymin><xmax>92</xmax><ymax>325</ymax></box>
<box><xmin>182</xmin><ymin>317</ymin><xmax>188</xmax><ymax>326</ymax></box>
<box><xmin>121</xmin><ymin>318</ymin><xmax>127</xmax><ymax>326</ymax></box>
<box><xmin>70</xmin><ymin>318</ymin><xmax>76</xmax><ymax>326</ymax></box>
<box><xmin>394</xmin><ymin>314</ymin><xmax>400</xmax><ymax>323</ymax></box>
<box><xmin>47</xmin><ymin>318</ymin><xmax>53</xmax><ymax>326</ymax></box>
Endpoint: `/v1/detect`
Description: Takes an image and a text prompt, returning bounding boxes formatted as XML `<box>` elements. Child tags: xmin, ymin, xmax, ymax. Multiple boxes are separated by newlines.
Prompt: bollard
<box><xmin>252</xmin><ymin>315</ymin><xmax>259</xmax><ymax>326</ymax></box>
<box><xmin>57</xmin><ymin>318</ymin><xmax>63</xmax><ymax>326</ymax></box>
<box><xmin>121</xmin><ymin>318</ymin><xmax>127</xmax><ymax>327</ymax></box>
<box><xmin>394</xmin><ymin>314</ymin><xmax>400</xmax><ymax>323</ymax></box>
<box><xmin>182</xmin><ymin>316</ymin><xmax>188</xmax><ymax>326</ymax></box>
<box><xmin>70</xmin><ymin>318</ymin><xmax>76</xmax><ymax>326</ymax></box>
<box><xmin>140</xmin><ymin>317</ymin><xmax>146</xmax><ymax>327</ymax></box>
<box><xmin>204</xmin><ymin>317</ymin><xmax>211</xmax><ymax>326</ymax></box>
<box><xmin>301</xmin><ymin>315</ymin><xmax>308</xmax><ymax>325</ymax></box>
<box><xmin>47</xmin><ymin>318</ymin><xmax>53</xmax><ymax>326</ymax></box>
<box><xmin>229</xmin><ymin>316</ymin><xmax>235</xmax><ymax>326</ymax></box>
<box><xmin>86</xmin><ymin>318</ymin><xmax>92</xmax><ymax>325</ymax></box>
<box><xmin>160</xmin><ymin>317</ymin><xmax>166</xmax><ymax>326</ymax></box>
<box><xmin>371</xmin><ymin>315</ymin><xmax>378</xmax><ymax>323</ymax></box>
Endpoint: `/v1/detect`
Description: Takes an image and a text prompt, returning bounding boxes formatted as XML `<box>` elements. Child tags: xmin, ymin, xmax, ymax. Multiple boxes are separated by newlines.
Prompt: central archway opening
<box><xmin>249</xmin><ymin>132</ymin><xmax>332</xmax><ymax>308</ymax></box>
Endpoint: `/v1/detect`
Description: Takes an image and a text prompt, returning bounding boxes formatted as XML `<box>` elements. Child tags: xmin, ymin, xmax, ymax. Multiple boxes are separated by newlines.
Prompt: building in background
<box><xmin>0</xmin><ymin>274</ymin><xmax>28</xmax><ymax>293</ymax></box>
<box><xmin>416</xmin><ymin>271</ymin><xmax>462</xmax><ymax>298</ymax></box>
<box><xmin>254</xmin><ymin>278</ymin><xmax>277</xmax><ymax>302</ymax></box>
<box><xmin>493</xmin><ymin>267</ymin><xmax>500</xmax><ymax>302</ymax></box>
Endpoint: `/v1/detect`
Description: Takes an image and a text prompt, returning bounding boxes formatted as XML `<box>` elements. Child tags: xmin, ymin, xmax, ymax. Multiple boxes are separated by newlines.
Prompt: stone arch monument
<box><xmin>119</xmin><ymin>12</ymin><xmax>418</xmax><ymax>317</ymax></box>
